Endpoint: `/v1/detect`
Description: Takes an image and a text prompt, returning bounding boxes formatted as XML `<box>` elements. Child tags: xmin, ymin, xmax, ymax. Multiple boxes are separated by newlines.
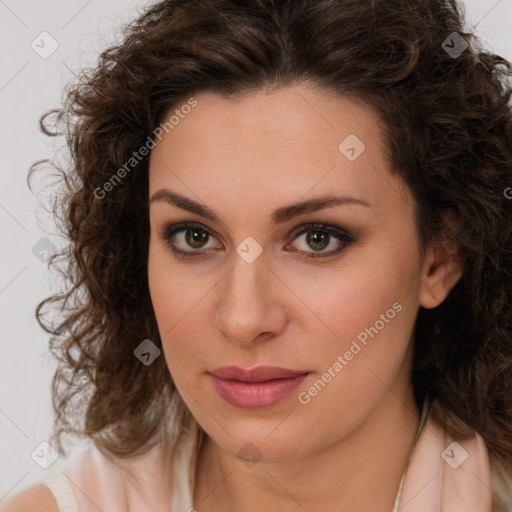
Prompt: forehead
<box><xmin>148</xmin><ymin>84</ymin><xmax>410</xmax><ymax>221</ymax></box>
<box><xmin>152</xmin><ymin>85</ymin><xmax>380</xmax><ymax>151</ymax></box>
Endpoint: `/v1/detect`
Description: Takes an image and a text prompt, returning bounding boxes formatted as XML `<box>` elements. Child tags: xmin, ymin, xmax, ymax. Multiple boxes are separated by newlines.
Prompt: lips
<box><xmin>208</xmin><ymin>365</ymin><xmax>310</xmax><ymax>408</ymax></box>
<box><xmin>210</xmin><ymin>365</ymin><xmax>309</xmax><ymax>382</ymax></box>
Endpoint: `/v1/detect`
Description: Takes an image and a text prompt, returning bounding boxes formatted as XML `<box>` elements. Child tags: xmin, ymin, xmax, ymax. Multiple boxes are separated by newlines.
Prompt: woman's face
<box><xmin>147</xmin><ymin>84</ymin><xmax>437</xmax><ymax>462</ymax></box>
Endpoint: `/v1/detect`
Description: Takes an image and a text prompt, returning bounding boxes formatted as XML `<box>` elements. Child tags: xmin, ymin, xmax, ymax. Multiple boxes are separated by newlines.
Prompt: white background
<box><xmin>1</xmin><ymin>0</ymin><xmax>511</xmax><ymax>500</ymax></box>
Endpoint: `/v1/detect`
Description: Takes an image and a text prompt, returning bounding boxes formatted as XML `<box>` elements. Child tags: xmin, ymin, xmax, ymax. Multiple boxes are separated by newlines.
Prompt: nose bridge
<box><xmin>215</xmin><ymin>250</ymin><xmax>283</xmax><ymax>343</ymax></box>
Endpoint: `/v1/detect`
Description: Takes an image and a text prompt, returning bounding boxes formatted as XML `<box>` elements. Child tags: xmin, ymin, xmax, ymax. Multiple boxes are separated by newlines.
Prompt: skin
<box><xmin>147</xmin><ymin>83</ymin><xmax>463</xmax><ymax>512</ymax></box>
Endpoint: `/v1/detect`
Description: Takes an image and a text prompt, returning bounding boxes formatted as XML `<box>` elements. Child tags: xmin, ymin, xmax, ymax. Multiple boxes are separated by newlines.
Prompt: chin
<box><xmin>206</xmin><ymin>421</ymin><xmax>314</xmax><ymax>464</ymax></box>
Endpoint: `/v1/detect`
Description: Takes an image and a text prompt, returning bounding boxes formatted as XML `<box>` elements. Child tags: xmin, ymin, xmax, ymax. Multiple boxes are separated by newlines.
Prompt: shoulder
<box><xmin>0</xmin><ymin>440</ymin><xmax>94</xmax><ymax>512</ymax></box>
<box><xmin>0</xmin><ymin>483</ymin><xmax>59</xmax><ymax>512</ymax></box>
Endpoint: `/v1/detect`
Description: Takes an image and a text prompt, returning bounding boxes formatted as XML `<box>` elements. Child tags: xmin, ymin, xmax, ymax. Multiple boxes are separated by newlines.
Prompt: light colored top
<box><xmin>39</xmin><ymin>403</ymin><xmax>505</xmax><ymax>512</ymax></box>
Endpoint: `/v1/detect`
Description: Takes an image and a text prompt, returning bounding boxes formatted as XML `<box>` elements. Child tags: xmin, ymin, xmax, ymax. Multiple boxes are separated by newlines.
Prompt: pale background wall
<box><xmin>0</xmin><ymin>0</ymin><xmax>511</xmax><ymax>499</ymax></box>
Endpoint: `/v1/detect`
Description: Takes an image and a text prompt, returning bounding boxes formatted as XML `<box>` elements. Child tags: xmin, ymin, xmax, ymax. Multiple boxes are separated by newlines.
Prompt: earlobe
<box><xmin>419</xmin><ymin>241</ymin><xmax>464</xmax><ymax>309</ymax></box>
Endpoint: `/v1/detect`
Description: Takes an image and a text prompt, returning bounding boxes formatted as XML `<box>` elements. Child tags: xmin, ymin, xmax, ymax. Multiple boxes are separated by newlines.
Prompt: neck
<box><xmin>193</xmin><ymin>387</ymin><xmax>421</xmax><ymax>512</ymax></box>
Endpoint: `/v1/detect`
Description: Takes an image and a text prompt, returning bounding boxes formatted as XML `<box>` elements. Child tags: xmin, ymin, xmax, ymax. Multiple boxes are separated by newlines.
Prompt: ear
<box><xmin>419</xmin><ymin>212</ymin><xmax>464</xmax><ymax>309</ymax></box>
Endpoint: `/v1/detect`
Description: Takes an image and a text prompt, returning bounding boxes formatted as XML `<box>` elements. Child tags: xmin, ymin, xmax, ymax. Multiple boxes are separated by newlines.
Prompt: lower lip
<box><xmin>210</xmin><ymin>374</ymin><xmax>309</xmax><ymax>408</ymax></box>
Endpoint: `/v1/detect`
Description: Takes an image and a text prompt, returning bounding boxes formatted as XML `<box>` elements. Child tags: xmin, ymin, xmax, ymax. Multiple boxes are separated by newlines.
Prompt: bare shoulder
<box><xmin>0</xmin><ymin>483</ymin><xmax>59</xmax><ymax>512</ymax></box>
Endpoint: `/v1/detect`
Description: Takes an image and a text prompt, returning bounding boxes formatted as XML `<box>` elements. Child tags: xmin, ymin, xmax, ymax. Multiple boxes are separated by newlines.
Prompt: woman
<box><xmin>3</xmin><ymin>0</ymin><xmax>512</xmax><ymax>511</ymax></box>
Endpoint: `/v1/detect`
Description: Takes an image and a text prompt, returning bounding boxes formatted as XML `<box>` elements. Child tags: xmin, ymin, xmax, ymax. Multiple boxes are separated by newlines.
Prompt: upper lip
<box><xmin>209</xmin><ymin>365</ymin><xmax>309</xmax><ymax>382</ymax></box>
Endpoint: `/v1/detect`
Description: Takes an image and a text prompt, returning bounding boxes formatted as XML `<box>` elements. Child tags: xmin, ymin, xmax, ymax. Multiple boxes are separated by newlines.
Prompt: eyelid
<box><xmin>287</xmin><ymin>222</ymin><xmax>354</xmax><ymax>241</ymax></box>
<box><xmin>156</xmin><ymin>221</ymin><xmax>215</xmax><ymax>236</ymax></box>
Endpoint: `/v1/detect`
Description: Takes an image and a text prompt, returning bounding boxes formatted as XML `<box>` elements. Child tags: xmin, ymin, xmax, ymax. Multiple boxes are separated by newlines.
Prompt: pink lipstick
<box><xmin>209</xmin><ymin>365</ymin><xmax>309</xmax><ymax>408</ymax></box>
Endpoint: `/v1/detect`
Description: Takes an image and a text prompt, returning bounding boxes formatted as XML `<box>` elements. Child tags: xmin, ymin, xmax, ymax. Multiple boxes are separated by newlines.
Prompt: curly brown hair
<box><xmin>29</xmin><ymin>0</ymin><xmax>512</xmax><ymax>485</ymax></box>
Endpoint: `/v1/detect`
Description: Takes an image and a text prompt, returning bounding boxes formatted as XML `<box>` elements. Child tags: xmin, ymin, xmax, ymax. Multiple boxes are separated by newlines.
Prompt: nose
<box><xmin>214</xmin><ymin>252</ymin><xmax>287</xmax><ymax>346</ymax></box>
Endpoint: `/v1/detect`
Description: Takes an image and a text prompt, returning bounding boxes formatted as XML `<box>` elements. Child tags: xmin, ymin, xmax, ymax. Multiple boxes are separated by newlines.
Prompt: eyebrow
<box><xmin>149</xmin><ymin>188</ymin><xmax>371</xmax><ymax>224</ymax></box>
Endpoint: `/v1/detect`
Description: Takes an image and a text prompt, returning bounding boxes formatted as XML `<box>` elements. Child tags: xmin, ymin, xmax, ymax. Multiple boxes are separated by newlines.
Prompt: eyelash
<box><xmin>157</xmin><ymin>221</ymin><xmax>355</xmax><ymax>260</ymax></box>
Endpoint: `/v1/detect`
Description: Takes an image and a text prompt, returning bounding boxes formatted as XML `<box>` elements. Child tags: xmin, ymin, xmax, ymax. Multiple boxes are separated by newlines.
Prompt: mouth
<box><xmin>208</xmin><ymin>365</ymin><xmax>310</xmax><ymax>408</ymax></box>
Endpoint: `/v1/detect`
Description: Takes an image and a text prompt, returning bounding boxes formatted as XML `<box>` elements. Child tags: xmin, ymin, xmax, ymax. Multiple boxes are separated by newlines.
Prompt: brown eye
<box><xmin>183</xmin><ymin>228</ymin><xmax>210</xmax><ymax>249</ymax></box>
<box><xmin>158</xmin><ymin>222</ymin><xmax>221</xmax><ymax>258</ymax></box>
<box><xmin>286</xmin><ymin>223</ymin><xmax>355</xmax><ymax>258</ymax></box>
<box><xmin>305</xmin><ymin>230</ymin><xmax>330</xmax><ymax>251</ymax></box>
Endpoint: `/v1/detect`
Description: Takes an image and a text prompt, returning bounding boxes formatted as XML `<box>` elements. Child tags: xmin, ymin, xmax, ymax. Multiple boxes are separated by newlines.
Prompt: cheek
<box><xmin>286</xmin><ymin>257</ymin><xmax>411</xmax><ymax>352</ymax></box>
<box><xmin>288</xmin><ymin>247</ymin><xmax>420</xmax><ymax>405</ymax></box>
<box><xmin>147</xmin><ymin>247</ymin><xmax>217</xmax><ymax>373</ymax></box>
<box><xmin>148</xmin><ymin>241</ymin><xmax>202</xmax><ymax>329</ymax></box>
<box><xmin>290</xmin><ymin>265</ymin><xmax>418</xmax><ymax>438</ymax></box>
